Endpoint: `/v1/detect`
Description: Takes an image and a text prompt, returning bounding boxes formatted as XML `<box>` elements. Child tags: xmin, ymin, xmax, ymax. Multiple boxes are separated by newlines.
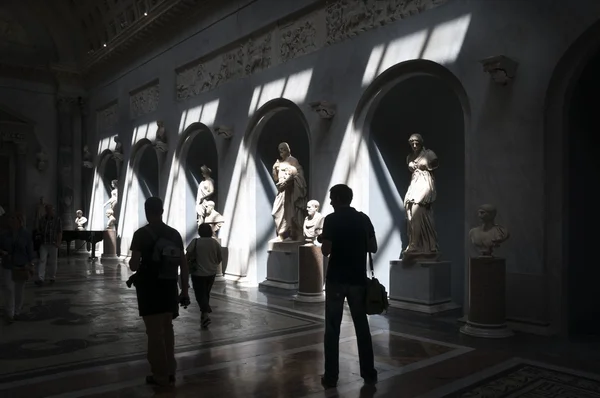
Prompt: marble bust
<box><xmin>469</xmin><ymin>204</ymin><xmax>510</xmax><ymax>257</ymax></box>
<box><xmin>196</xmin><ymin>165</ymin><xmax>215</xmax><ymax>224</ymax></box>
<box><xmin>402</xmin><ymin>133</ymin><xmax>440</xmax><ymax>262</ymax></box>
<box><xmin>75</xmin><ymin>210</ymin><xmax>87</xmax><ymax>231</ymax></box>
<box><xmin>303</xmin><ymin>200</ymin><xmax>324</xmax><ymax>244</ymax></box>
<box><xmin>104</xmin><ymin>180</ymin><xmax>118</xmax><ymax>210</ymax></box>
<box><xmin>154</xmin><ymin>120</ymin><xmax>168</xmax><ymax>153</ymax></box>
<box><xmin>271</xmin><ymin>142</ymin><xmax>307</xmax><ymax>241</ymax></box>
<box><xmin>106</xmin><ymin>209</ymin><xmax>116</xmax><ymax>230</ymax></box>
<box><xmin>203</xmin><ymin>201</ymin><xmax>225</xmax><ymax>237</ymax></box>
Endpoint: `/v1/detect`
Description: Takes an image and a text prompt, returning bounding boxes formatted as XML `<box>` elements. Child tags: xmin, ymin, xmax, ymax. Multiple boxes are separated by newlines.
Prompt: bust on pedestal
<box><xmin>102</xmin><ymin>209</ymin><xmax>118</xmax><ymax>260</ymax></box>
<box><xmin>74</xmin><ymin>210</ymin><xmax>88</xmax><ymax>252</ymax></box>
<box><xmin>460</xmin><ymin>204</ymin><xmax>513</xmax><ymax>338</ymax></box>
<box><xmin>203</xmin><ymin>202</ymin><xmax>227</xmax><ymax>281</ymax></box>
<box><xmin>260</xmin><ymin>142</ymin><xmax>307</xmax><ymax>291</ymax></box>
<box><xmin>295</xmin><ymin>200</ymin><xmax>326</xmax><ymax>302</ymax></box>
<box><xmin>389</xmin><ymin>134</ymin><xmax>459</xmax><ymax>313</ymax></box>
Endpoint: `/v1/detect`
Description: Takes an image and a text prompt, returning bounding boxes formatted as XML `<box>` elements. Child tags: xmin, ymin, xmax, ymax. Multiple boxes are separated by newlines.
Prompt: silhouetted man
<box><xmin>318</xmin><ymin>184</ymin><xmax>378</xmax><ymax>388</ymax></box>
<box><xmin>129</xmin><ymin>197</ymin><xmax>189</xmax><ymax>386</ymax></box>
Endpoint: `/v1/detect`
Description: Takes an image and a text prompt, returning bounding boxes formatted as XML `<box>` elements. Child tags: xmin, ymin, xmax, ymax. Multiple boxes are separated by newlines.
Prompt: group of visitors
<box><xmin>0</xmin><ymin>203</ymin><xmax>62</xmax><ymax>323</ymax></box>
<box><xmin>2</xmin><ymin>183</ymin><xmax>379</xmax><ymax>391</ymax></box>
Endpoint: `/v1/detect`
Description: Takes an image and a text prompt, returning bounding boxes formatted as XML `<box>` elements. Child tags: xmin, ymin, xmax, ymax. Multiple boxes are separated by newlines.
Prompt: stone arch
<box><xmin>544</xmin><ymin>20</ymin><xmax>600</xmax><ymax>336</ymax></box>
<box><xmin>354</xmin><ymin>59</ymin><xmax>471</xmax><ymax>304</ymax></box>
<box><xmin>173</xmin><ymin>122</ymin><xmax>218</xmax><ymax>245</ymax></box>
<box><xmin>89</xmin><ymin>149</ymin><xmax>118</xmax><ymax>230</ymax></box>
<box><xmin>235</xmin><ymin>98</ymin><xmax>311</xmax><ymax>284</ymax></box>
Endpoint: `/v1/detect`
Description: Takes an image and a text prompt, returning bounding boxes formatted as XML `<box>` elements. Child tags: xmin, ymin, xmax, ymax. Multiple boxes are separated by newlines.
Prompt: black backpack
<box><xmin>145</xmin><ymin>225</ymin><xmax>182</xmax><ymax>281</ymax></box>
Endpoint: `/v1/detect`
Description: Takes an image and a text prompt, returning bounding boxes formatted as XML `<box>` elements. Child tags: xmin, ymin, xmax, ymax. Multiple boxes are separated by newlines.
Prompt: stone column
<box><xmin>295</xmin><ymin>244</ymin><xmax>325</xmax><ymax>302</ymax></box>
<box><xmin>460</xmin><ymin>257</ymin><xmax>513</xmax><ymax>338</ymax></box>
<box><xmin>56</xmin><ymin>96</ymin><xmax>77</xmax><ymax>231</ymax></box>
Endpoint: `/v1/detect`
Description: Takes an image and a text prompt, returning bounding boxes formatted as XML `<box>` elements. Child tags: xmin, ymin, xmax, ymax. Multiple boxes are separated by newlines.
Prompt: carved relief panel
<box><xmin>97</xmin><ymin>102</ymin><xmax>119</xmax><ymax>134</ymax></box>
<box><xmin>130</xmin><ymin>82</ymin><xmax>160</xmax><ymax>119</ymax></box>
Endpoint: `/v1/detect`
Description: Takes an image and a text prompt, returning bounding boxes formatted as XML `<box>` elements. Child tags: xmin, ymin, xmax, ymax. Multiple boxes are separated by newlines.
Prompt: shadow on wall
<box><xmin>135</xmin><ymin>145</ymin><xmax>159</xmax><ymax>228</ymax></box>
<box><xmin>368</xmin><ymin>74</ymin><xmax>465</xmax><ymax>303</ymax></box>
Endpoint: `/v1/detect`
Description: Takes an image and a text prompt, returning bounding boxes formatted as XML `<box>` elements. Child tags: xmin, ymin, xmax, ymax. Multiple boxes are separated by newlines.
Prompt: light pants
<box><xmin>1</xmin><ymin>268</ymin><xmax>25</xmax><ymax>318</ymax></box>
<box><xmin>38</xmin><ymin>244</ymin><xmax>58</xmax><ymax>282</ymax></box>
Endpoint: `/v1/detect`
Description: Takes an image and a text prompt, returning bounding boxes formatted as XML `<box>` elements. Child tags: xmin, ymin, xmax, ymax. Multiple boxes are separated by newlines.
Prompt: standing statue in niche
<box><xmin>203</xmin><ymin>201</ymin><xmax>225</xmax><ymax>238</ymax></box>
<box><xmin>272</xmin><ymin>142</ymin><xmax>307</xmax><ymax>241</ymax></box>
<box><xmin>469</xmin><ymin>204</ymin><xmax>510</xmax><ymax>257</ymax></box>
<box><xmin>303</xmin><ymin>200</ymin><xmax>324</xmax><ymax>244</ymax></box>
<box><xmin>83</xmin><ymin>145</ymin><xmax>94</xmax><ymax>168</ymax></box>
<box><xmin>402</xmin><ymin>133</ymin><xmax>440</xmax><ymax>261</ymax></box>
<box><xmin>75</xmin><ymin>210</ymin><xmax>87</xmax><ymax>231</ymax></box>
<box><xmin>104</xmin><ymin>180</ymin><xmax>118</xmax><ymax>210</ymax></box>
<box><xmin>112</xmin><ymin>136</ymin><xmax>124</xmax><ymax>177</ymax></box>
<box><xmin>106</xmin><ymin>208</ymin><xmax>116</xmax><ymax>230</ymax></box>
<box><xmin>153</xmin><ymin>120</ymin><xmax>168</xmax><ymax>153</ymax></box>
<box><xmin>196</xmin><ymin>165</ymin><xmax>215</xmax><ymax>224</ymax></box>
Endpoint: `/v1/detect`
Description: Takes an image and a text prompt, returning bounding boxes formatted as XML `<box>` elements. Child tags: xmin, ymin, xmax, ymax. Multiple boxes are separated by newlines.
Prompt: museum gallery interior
<box><xmin>0</xmin><ymin>0</ymin><xmax>599</xmax><ymax>396</ymax></box>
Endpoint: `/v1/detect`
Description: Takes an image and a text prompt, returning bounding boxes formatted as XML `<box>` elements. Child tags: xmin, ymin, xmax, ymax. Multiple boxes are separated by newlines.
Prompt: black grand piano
<box><xmin>62</xmin><ymin>230</ymin><xmax>104</xmax><ymax>260</ymax></box>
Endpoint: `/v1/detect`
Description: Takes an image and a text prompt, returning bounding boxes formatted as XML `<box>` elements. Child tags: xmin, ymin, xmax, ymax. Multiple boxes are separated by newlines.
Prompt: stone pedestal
<box><xmin>259</xmin><ymin>239</ymin><xmax>302</xmax><ymax>290</ymax></box>
<box><xmin>101</xmin><ymin>230</ymin><xmax>118</xmax><ymax>260</ymax></box>
<box><xmin>460</xmin><ymin>257</ymin><xmax>513</xmax><ymax>338</ymax></box>
<box><xmin>295</xmin><ymin>245</ymin><xmax>325</xmax><ymax>302</ymax></box>
<box><xmin>389</xmin><ymin>260</ymin><xmax>459</xmax><ymax>314</ymax></box>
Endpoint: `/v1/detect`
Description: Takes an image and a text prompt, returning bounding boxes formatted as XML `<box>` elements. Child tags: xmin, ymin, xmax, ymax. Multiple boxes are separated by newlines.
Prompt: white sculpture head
<box><xmin>205</xmin><ymin>200</ymin><xmax>215</xmax><ymax>215</ymax></box>
<box><xmin>278</xmin><ymin>142</ymin><xmax>291</xmax><ymax>160</ymax></box>
<box><xmin>307</xmin><ymin>200</ymin><xmax>320</xmax><ymax>217</ymax></box>
<box><xmin>76</xmin><ymin>210</ymin><xmax>83</xmax><ymax>217</ymax></box>
<box><xmin>200</xmin><ymin>165</ymin><xmax>212</xmax><ymax>179</ymax></box>
<box><xmin>477</xmin><ymin>204</ymin><xmax>497</xmax><ymax>224</ymax></box>
<box><xmin>408</xmin><ymin>134</ymin><xmax>424</xmax><ymax>153</ymax></box>
<box><xmin>111</xmin><ymin>179</ymin><xmax>118</xmax><ymax>189</ymax></box>
<box><xmin>106</xmin><ymin>208</ymin><xmax>114</xmax><ymax>218</ymax></box>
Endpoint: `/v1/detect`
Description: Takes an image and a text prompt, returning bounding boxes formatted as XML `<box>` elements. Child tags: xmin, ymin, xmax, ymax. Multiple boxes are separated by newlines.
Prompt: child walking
<box><xmin>186</xmin><ymin>223</ymin><xmax>222</xmax><ymax>328</ymax></box>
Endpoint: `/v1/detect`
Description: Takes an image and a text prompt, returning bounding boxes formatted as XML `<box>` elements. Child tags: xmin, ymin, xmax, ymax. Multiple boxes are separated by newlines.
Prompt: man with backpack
<box><xmin>129</xmin><ymin>197</ymin><xmax>189</xmax><ymax>386</ymax></box>
<box><xmin>317</xmin><ymin>184</ymin><xmax>378</xmax><ymax>389</ymax></box>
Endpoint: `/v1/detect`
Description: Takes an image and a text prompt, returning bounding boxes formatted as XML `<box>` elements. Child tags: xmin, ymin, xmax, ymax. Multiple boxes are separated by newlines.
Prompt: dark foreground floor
<box><xmin>0</xmin><ymin>256</ymin><xmax>598</xmax><ymax>398</ymax></box>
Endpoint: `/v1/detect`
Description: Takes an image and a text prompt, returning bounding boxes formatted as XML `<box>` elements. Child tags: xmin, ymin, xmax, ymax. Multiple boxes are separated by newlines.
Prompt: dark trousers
<box><xmin>324</xmin><ymin>283</ymin><xmax>376</xmax><ymax>380</ymax></box>
<box><xmin>191</xmin><ymin>274</ymin><xmax>215</xmax><ymax>314</ymax></box>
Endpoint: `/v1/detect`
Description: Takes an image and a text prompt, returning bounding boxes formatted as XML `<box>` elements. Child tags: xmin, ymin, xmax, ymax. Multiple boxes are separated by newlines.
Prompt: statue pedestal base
<box><xmin>294</xmin><ymin>245</ymin><xmax>325</xmax><ymax>303</ymax></box>
<box><xmin>214</xmin><ymin>238</ymin><xmax>227</xmax><ymax>282</ymax></box>
<box><xmin>460</xmin><ymin>257</ymin><xmax>513</xmax><ymax>338</ymax></box>
<box><xmin>101</xmin><ymin>230</ymin><xmax>118</xmax><ymax>261</ymax></box>
<box><xmin>259</xmin><ymin>239</ymin><xmax>302</xmax><ymax>290</ymax></box>
<box><xmin>389</xmin><ymin>260</ymin><xmax>459</xmax><ymax>314</ymax></box>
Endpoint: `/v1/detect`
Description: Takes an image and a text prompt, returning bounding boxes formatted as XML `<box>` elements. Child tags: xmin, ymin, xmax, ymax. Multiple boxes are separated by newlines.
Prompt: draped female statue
<box><xmin>271</xmin><ymin>142</ymin><xmax>307</xmax><ymax>241</ymax></box>
<box><xmin>403</xmin><ymin>134</ymin><xmax>440</xmax><ymax>261</ymax></box>
<box><xmin>195</xmin><ymin>165</ymin><xmax>215</xmax><ymax>225</ymax></box>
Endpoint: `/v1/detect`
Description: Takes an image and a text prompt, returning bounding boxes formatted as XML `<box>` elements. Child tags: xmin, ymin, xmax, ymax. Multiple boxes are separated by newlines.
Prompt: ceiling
<box><xmin>0</xmin><ymin>0</ymin><xmax>219</xmax><ymax>86</ymax></box>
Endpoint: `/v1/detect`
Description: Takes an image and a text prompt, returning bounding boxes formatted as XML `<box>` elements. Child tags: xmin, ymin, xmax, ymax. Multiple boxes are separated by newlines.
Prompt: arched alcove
<box><xmin>544</xmin><ymin>20</ymin><xmax>600</xmax><ymax>337</ymax></box>
<box><xmin>179</xmin><ymin>123</ymin><xmax>218</xmax><ymax>245</ymax></box>
<box><xmin>133</xmin><ymin>144</ymin><xmax>160</xmax><ymax>227</ymax></box>
<box><xmin>357</xmin><ymin>60</ymin><xmax>469</xmax><ymax>303</ymax></box>
<box><xmin>90</xmin><ymin>150</ymin><xmax>118</xmax><ymax>230</ymax></box>
<box><xmin>244</xmin><ymin>100</ymin><xmax>310</xmax><ymax>283</ymax></box>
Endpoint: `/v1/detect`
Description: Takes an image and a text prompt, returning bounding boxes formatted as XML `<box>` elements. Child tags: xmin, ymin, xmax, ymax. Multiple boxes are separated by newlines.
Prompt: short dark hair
<box><xmin>198</xmin><ymin>223</ymin><xmax>213</xmax><ymax>238</ymax></box>
<box><xmin>144</xmin><ymin>197</ymin><xmax>163</xmax><ymax>216</ymax></box>
<box><xmin>329</xmin><ymin>184</ymin><xmax>353</xmax><ymax>205</ymax></box>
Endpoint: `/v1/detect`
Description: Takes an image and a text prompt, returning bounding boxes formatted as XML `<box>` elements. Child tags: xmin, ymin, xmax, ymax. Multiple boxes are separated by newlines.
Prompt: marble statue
<box><xmin>83</xmin><ymin>145</ymin><xmax>94</xmax><ymax>168</ymax></box>
<box><xmin>75</xmin><ymin>210</ymin><xmax>87</xmax><ymax>231</ymax></box>
<box><xmin>272</xmin><ymin>142</ymin><xmax>307</xmax><ymax>241</ymax></box>
<box><xmin>104</xmin><ymin>180</ymin><xmax>118</xmax><ymax>210</ymax></box>
<box><xmin>36</xmin><ymin>149</ymin><xmax>48</xmax><ymax>172</ymax></box>
<box><xmin>195</xmin><ymin>165</ymin><xmax>215</xmax><ymax>224</ymax></box>
<box><xmin>106</xmin><ymin>208</ymin><xmax>116</xmax><ymax>230</ymax></box>
<box><xmin>402</xmin><ymin>133</ymin><xmax>440</xmax><ymax>261</ymax></box>
<box><xmin>469</xmin><ymin>204</ymin><xmax>510</xmax><ymax>256</ymax></box>
<box><xmin>303</xmin><ymin>200</ymin><xmax>324</xmax><ymax>244</ymax></box>
<box><xmin>154</xmin><ymin>120</ymin><xmax>168</xmax><ymax>152</ymax></box>
<box><xmin>203</xmin><ymin>201</ymin><xmax>225</xmax><ymax>237</ymax></box>
<box><xmin>113</xmin><ymin>136</ymin><xmax>124</xmax><ymax>177</ymax></box>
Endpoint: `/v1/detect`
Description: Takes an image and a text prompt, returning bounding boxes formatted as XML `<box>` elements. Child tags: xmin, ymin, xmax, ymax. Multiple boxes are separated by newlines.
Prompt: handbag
<box><xmin>365</xmin><ymin>251</ymin><xmax>389</xmax><ymax>315</ymax></box>
<box><xmin>12</xmin><ymin>266</ymin><xmax>31</xmax><ymax>282</ymax></box>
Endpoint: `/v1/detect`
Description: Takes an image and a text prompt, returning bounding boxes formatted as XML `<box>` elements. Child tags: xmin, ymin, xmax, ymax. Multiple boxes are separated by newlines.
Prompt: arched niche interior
<box><xmin>566</xmin><ymin>48</ymin><xmax>600</xmax><ymax>337</ymax></box>
<box><xmin>133</xmin><ymin>144</ymin><xmax>160</xmax><ymax>228</ymax></box>
<box><xmin>253</xmin><ymin>107</ymin><xmax>310</xmax><ymax>280</ymax></box>
<box><xmin>182</xmin><ymin>126</ymin><xmax>218</xmax><ymax>244</ymax></box>
<box><xmin>91</xmin><ymin>152</ymin><xmax>118</xmax><ymax>230</ymax></box>
<box><xmin>368</xmin><ymin>75</ymin><xmax>465</xmax><ymax>303</ymax></box>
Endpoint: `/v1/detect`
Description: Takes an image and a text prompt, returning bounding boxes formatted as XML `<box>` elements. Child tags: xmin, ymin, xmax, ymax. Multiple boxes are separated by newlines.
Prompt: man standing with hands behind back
<box><xmin>129</xmin><ymin>197</ymin><xmax>190</xmax><ymax>387</ymax></box>
<box><xmin>318</xmin><ymin>184</ymin><xmax>378</xmax><ymax>389</ymax></box>
<box><xmin>35</xmin><ymin>204</ymin><xmax>62</xmax><ymax>286</ymax></box>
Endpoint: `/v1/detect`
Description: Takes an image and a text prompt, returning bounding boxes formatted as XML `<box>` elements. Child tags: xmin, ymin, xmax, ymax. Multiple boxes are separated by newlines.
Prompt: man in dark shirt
<box><xmin>129</xmin><ymin>197</ymin><xmax>189</xmax><ymax>386</ymax></box>
<box><xmin>318</xmin><ymin>184</ymin><xmax>378</xmax><ymax>388</ymax></box>
<box><xmin>35</xmin><ymin>204</ymin><xmax>62</xmax><ymax>286</ymax></box>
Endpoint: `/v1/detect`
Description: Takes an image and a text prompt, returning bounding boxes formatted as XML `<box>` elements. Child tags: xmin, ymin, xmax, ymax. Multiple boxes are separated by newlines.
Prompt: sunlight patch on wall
<box><xmin>96</xmin><ymin>137</ymin><xmax>113</xmax><ymax>155</ymax></box>
<box><xmin>179</xmin><ymin>99</ymin><xmax>220</xmax><ymax>133</ymax></box>
<box><xmin>422</xmin><ymin>14</ymin><xmax>471</xmax><ymax>64</ymax></box>
<box><xmin>248</xmin><ymin>68</ymin><xmax>314</xmax><ymax>116</ymax></box>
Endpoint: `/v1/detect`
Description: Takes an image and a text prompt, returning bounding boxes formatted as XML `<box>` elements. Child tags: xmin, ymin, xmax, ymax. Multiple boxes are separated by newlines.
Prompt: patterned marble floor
<box><xmin>0</xmin><ymin>256</ymin><xmax>598</xmax><ymax>397</ymax></box>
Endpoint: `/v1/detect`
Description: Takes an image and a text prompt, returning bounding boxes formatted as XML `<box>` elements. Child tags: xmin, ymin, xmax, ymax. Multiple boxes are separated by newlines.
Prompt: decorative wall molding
<box><xmin>96</xmin><ymin>102</ymin><xmax>119</xmax><ymax>133</ymax></box>
<box><xmin>130</xmin><ymin>81</ymin><xmax>160</xmax><ymax>119</ymax></box>
<box><xmin>175</xmin><ymin>0</ymin><xmax>448</xmax><ymax>102</ymax></box>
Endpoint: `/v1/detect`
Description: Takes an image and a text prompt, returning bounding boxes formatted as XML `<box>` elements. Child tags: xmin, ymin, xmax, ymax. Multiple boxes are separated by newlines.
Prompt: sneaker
<box><xmin>320</xmin><ymin>375</ymin><xmax>337</xmax><ymax>389</ymax></box>
<box><xmin>201</xmin><ymin>316</ymin><xmax>211</xmax><ymax>329</ymax></box>
<box><xmin>363</xmin><ymin>373</ymin><xmax>378</xmax><ymax>385</ymax></box>
<box><xmin>49</xmin><ymin>279</ymin><xmax>55</xmax><ymax>284</ymax></box>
